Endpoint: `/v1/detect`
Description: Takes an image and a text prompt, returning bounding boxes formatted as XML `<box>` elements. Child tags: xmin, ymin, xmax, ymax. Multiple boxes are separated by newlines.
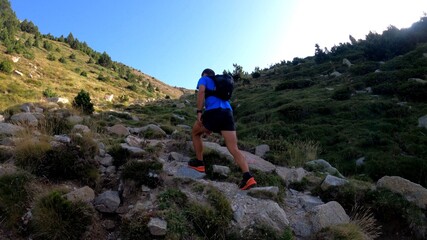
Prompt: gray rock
<box><xmin>0</xmin><ymin>123</ymin><xmax>24</xmax><ymax>136</ymax></box>
<box><xmin>64</xmin><ymin>186</ymin><xmax>95</xmax><ymax>203</ymax></box>
<box><xmin>67</xmin><ymin>115</ymin><xmax>83</xmax><ymax>125</ymax></box>
<box><xmin>125</xmin><ymin>135</ymin><xmax>144</xmax><ymax>147</ymax></box>
<box><xmin>342</xmin><ymin>58</ymin><xmax>352</xmax><ymax>67</ymax></box>
<box><xmin>176</xmin><ymin>166</ymin><xmax>206</xmax><ymax>179</ymax></box>
<box><xmin>93</xmin><ymin>190</ymin><xmax>121</xmax><ymax>213</ymax></box>
<box><xmin>120</xmin><ymin>143</ymin><xmax>145</xmax><ymax>156</ymax></box>
<box><xmin>107</xmin><ymin>124</ymin><xmax>130</xmax><ymax>136</ymax></box>
<box><xmin>418</xmin><ymin>115</ymin><xmax>427</xmax><ymax>129</ymax></box>
<box><xmin>10</xmin><ymin>112</ymin><xmax>38</xmax><ymax>127</ymax></box>
<box><xmin>147</xmin><ymin>217</ymin><xmax>167</xmax><ymax>236</ymax></box>
<box><xmin>305</xmin><ymin>159</ymin><xmax>344</xmax><ymax>178</ymax></box>
<box><xmin>0</xmin><ymin>114</ymin><xmax>4</xmax><ymax>122</ymax></box>
<box><xmin>276</xmin><ymin>166</ymin><xmax>308</xmax><ymax>186</ymax></box>
<box><xmin>72</xmin><ymin>124</ymin><xmax>90</xmax><ymax>133</ymax></box>
<box><xmin>321</xmin><ymin>175</ymin><xmax>349</xmax><ymax>191</ymax></box>
<box><xmin>310</xmin><ymin>201</ymin><xmax>350</xmax><ymax>233</ymax></box>
<box><xmin>212</xmin><ymin>165</ymin><xmax>230</xmax><ymax>177</ymax></box>
<box><xmin>255</xmin><ymin>144</ymin><xmax>270</xmax><ymax>157</ymax></box>
<box><xmin>53</xmin><ymin>134</ymin><xmax>71</xmax><ymax>144</ymax></box>
<box><xmin>202</xmin><ymin>142</ymin><xmax>276</xmax><ymax>172</ymax></box>
<box><xmin>377</xmin><ymin>176</ymin><xmax>427</xmax><ymax>209</ymax></box>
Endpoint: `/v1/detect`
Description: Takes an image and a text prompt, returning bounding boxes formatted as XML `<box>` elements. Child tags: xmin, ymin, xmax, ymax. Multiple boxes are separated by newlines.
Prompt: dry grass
<box><xmin>285</xmin><ymin>139</ymin><xmax>320</xmax><ymax>167</ymax></box>
<box><xmin>350</xmin><ymin>205</ymin><xmax>382</xmax><ymax>239</ymax></box>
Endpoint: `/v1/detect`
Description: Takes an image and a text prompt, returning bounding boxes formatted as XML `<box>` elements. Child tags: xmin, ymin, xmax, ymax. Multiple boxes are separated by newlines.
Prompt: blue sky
<box><xmin>10</xmin><ymin>0</ymin><xmax>427</xmax><ymax>89</ymax></box>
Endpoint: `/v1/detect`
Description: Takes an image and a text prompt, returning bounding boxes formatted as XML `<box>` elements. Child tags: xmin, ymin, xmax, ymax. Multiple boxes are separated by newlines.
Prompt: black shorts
<box><xmin>202</xmin><ymin>108</ymin><xmax>236</xmax><ymax>133</ymax></box>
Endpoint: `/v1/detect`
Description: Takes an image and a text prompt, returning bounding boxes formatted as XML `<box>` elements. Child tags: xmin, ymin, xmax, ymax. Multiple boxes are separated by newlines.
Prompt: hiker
<box><xmin>189</xmin><ymin>68</ymin><xmax>257</xmax><ymax>190</ymax></box>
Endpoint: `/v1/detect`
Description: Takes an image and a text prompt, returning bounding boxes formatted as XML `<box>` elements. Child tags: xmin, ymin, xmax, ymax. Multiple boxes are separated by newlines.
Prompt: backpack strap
<box><xmin>204</xmin><ymin>75</ymin><xmax>217</xmax><ymax>99</ymax></box>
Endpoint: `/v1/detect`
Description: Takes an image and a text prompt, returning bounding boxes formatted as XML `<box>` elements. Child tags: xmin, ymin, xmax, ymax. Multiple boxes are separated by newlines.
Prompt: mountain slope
<box><xmin>0</xmin><ymin>24</ymin><xmax>186</xmax><ymax>111</ymax></box>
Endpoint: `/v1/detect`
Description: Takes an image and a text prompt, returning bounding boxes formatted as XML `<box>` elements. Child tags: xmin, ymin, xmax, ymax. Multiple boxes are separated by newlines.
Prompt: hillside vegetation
<box><xmin>0</xmin><ymin>0</ymin><xmax>185</xmax><ymax>111</ymax></box>
<box><xmin>230</xmin><ymin>16</ymin><xmax>427</xmax><ymax>187</ymax></box>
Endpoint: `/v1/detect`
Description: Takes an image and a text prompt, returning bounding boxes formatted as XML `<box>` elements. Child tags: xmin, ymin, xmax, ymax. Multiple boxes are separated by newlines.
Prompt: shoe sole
<box><xmin>240</xmin><ymin>177</ymin><xmax>257</xmax><ymax>190</ymax></box>
<box><xmin>188</xmin><ymin>165</ymin><xmax>205</xmax><ymax>173</ymax></box>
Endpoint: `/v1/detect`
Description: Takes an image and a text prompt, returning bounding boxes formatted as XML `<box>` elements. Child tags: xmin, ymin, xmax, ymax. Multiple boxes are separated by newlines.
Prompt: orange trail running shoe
<box><xmin>239</xmin><ymin>176</ymin><xmax>257</xmax><ymax>190</ymax></box>
<box><xmin>188</xmin><ymin>159</ymin><xmax>205</xmax><ymax>173</ymax></box>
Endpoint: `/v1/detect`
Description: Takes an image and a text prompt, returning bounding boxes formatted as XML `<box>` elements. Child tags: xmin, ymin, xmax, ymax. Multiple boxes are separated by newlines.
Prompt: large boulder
<box><xmin>377</xmin><ymin>176</ymin><xmax>427</xmax><ymax>209</ymax></box>
<box><xmin>201</xmin><ymin>142</ymin><xmax>276</xmax><ymax>172</ymax></box>
<box><xmin>0</xmin><ymin>123</ymin><xmax>24</xmax><ymax>136</ymax></box>
<box><xmin>310</xmin><ymin>201</ymin><xmax>350</xmax><ymax>233</ymax></box>
<box><xmin>10</xmin><ymin>112</ymin><xmax>38</xmax><ymax>127</ymax></box>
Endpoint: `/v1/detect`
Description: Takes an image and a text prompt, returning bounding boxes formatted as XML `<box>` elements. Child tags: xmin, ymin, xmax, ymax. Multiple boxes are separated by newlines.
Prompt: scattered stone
<box><xmin>418</xmin><ymin>115</ymin><xmax>427</xmax><ymax>129</ymax></box>
<box><xmin>10</xmin><ymin>112</ymin><xmax>38</xmax><ymax>127</ymax></box>
<box><xmin>310</xmin><ymin>201</ymin><xmax>350</xmax><ymax>233</ymax></box>
<box><xmin>107</xmin><ymin>124</ymin><xmax>130</xmax><ymax>136</ymax></box>
<box><xmin>255</xmin><ymin>144</ymin><xmax>270</xmax><ymax>157</ymax></box>
<box><xmin>0</xmin><ymin>123</ymin><xmax>24</xmax><ymax>136</ymax></box>
<box><xmin>93</xmin><ymin>190</ymin><xmax>121</xmax><ymax>213</ymax></box>
<box><xmin>125</xmin><ymin>135</ymin><xmax>144</xmax><ymax>147</ymax></box>
<box><xmin>212</xmin><ymin>165</ymin><xmax>230</xmax><ymax>177</ymax></box>
<box><xmin>305</xmin><ymin>159</ymin><xmax>344</xmax><ymax>178</ymax></box>
<box><xmin>276</xmin><ymin>166</ymin><xmax>308</xmax><ymax>186</ymax></box>
<box><xmin>176</xmin><ymin>166</ymin><xmax>206</xmax><ymax>179</ymax></box>
<box><xmin>120</xmin><ymin>143</ymin><xmax>144</xmax><ymax>156</ymax></box>
<box><xmin>53</xmin><ymin>134</ymin><xmax>71</xmax><ymax>143</ymax></box>
<box><xmin>342</xmin><ymin>58</ymin><xmax>352</xmax><ymax>67</ymax></box>
<box><xmin>14</xmin><ymin>70</ymin><xmax>24</xmax><ymax>76</ymax></box>
<box><xmin>72</xmin><ymin>124</ymin><xmax>90</xmax><ymax>133</ymax></box>
<box><xmin>320</xmin><ymin>175</ymin><xmax>349</xmax><ymax>191</ymax></box>
<box><xmin>64</xmin><ymin>186</ymin><xmax>95</xmax><ymax>203</ymax></box>
<box><xmin>147</xmin><ymin>217</ymin><xmax>167</xmax><ymax>236</ymax></box>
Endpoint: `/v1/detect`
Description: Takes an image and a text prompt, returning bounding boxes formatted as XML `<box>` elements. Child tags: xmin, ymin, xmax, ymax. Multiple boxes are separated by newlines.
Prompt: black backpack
<box><xmin>205</xmin><ymin>74</ymin><xmax>234</xmax><ymax>100</ymax></box>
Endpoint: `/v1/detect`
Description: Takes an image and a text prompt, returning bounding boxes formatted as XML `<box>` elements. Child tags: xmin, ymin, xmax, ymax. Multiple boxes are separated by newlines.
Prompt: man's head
<box><xmin>201</xmin><ymin>68</ymin><xmax>215</xmax><ymax>77</ymax></box>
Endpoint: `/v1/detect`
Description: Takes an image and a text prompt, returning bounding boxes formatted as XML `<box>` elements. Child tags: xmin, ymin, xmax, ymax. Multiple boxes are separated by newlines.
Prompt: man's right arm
<box><xmin>197</xmin><ymin>85</ymin><xmax>206</xmax><ymax>121</ymax></box>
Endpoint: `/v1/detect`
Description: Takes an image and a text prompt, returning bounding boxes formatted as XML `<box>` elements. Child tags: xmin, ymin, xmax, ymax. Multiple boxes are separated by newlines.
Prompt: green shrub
<box><xmin>158</xmin><ymin>189</ymin><xmax>192</xmax><ymax>238</ymax></box>
<box><xmin>31</xmin><ymin>191</ymin><xmax>93</xmax><ymax>240</ymax></box>
<box><xmin>69</xmin><ymin>53</ymin><xmax>76</xmax><ymax>59</ymax></box>
<box><xmin>275</xmin><ymin>79</ymin><xmax>314</xmax><ymax>91</ymax></box>
<box><xmin>0</xmin><ymin>60</ymin><xmax>13</xmax><ymax>73</ymax></box>
<box><xmin>186</xmin><ymin>186</ymin><xmax>233</xmax><ymax>239</ymax></box>
<box><xmin>15</xmin><ymin>139</ymin><xmax>51</xmax><ymax>173</ymax></box>
<box><xmin>397</xmin><ymin>82</ymin><xmax>427</xmax><ymax>102</ymax></box>
<box><xmin>332</xmin><ymin>87</ymin><xmax>352</xmax><ymax>100</ymax></box>
<box><xmin>122</xmin><ymin>160</ymin><xmax>163</xmax><ymax>188</ymax></box>
<box><xmin>58</xmin><ymin>57</ymin><xmax>67</xmax><ymax>63</ymax></box>
<box><xmin>73</xmin><ymin>90</ymin><xmax>94</xmax><ymax>114</ymax></box>
<box><xmin>97</xmin><ymin>74</ymin><xmax>109</xmax><ymax>82</ymax></box>
<box><xmin>0</xmin><ymin>171</ymin><xmax>33</xmax><ymax>229</ymax></box>
<box><xmin>120</xmin><ymin>211</ymin><xmax>151</xmax><ymax>239</ymax></box>
<box><xmin>43</xmin><ymin>40</ymin><xmax>53</xmax><ymax>51</ymax></box>
<box><xmin>80</xmin><ymin>71</ymin><xmax>87</xmax><ymax>77</ymax></box>
<box><xmin>278</xmin><ymin>104</ymin><xmax>309</xmax><ymax>122</ymax></box>
<box><xmin>39</xmin><ymin>144</ymin><xmax>98</xmax><ymax>185</ymax></box>
<box><xmin>366</xmin><ymin>189</ymin><xmax>425</xmax><ymax>238</ymax></box>
<box><xmin>42</xmin><ymin>87</ymin><xmax>58</xmax><ymax>98</ymax></box>
<box><xmin>47</xmin><ymin>53</ymin><xmax>56</xmax><ymax>61</ymax></box>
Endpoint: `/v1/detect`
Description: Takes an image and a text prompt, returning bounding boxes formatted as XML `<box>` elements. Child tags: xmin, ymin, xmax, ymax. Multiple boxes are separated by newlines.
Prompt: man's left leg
<box><xmin>222</xmin><ymin>130</ymin><xmax>256</xmax><ymax>190</ymax></box>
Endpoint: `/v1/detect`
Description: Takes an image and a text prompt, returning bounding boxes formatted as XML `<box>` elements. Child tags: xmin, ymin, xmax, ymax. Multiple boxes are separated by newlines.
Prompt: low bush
<box><xmin>186</xmin><ymin>186</ymin><xmax>233</xmax><ymax>239</ymax></box>
<box><xmin>73</xmin><ymin>90</ymin><xmax>94</xmax><ymax>115</ymax></box>
<box><xmin>0</xmin><ymin>171</ymin><xmax>33</xmax><ymax>230</ymax></box>
<box><xmin>332</xmin><ymin>87</ymin><xmax>352</xmax><ymax>100</ymax></box>
<box><xmin>121</xmin><ymin>160</ymin><xmax>163</xmax><ymax>188</ymax></box>
<box><xmin>0</xmin><ymin>60</ymin><xmax>13</xmax><ymax>73</ymax></box>
<box><xmin>31</xmin><ymin>191</ymin><xmax>93</xmax><ymax>240</ymax></box>
<box><xmin>275</xmin><ymin>79</ymin><xmax>314</xmax><ymax>91</ymax></box>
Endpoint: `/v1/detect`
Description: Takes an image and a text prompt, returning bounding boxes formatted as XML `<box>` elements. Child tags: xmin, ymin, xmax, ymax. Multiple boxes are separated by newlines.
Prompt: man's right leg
<box><xmin>189</xmin><ymin>120</ymin><xmax>207</xmax><ymax>172</ymax></box>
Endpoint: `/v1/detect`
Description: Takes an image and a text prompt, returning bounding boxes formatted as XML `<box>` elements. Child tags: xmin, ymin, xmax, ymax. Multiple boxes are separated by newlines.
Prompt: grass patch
<box><xmin>0</xmin><ymin>171</ymin><xmax>33</xmax><ymax>231</ymax></box>
<box><xmin>31</xmin><ymin>191</ymin><xmax>93</xmax><ymax>240</ymax></box>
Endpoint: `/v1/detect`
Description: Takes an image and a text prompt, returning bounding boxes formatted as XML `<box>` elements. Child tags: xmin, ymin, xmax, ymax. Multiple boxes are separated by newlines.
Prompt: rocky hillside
<box><xmin>0</xmin><ymin>100</ymin><xmax>426</xmax><ymax>239</ymax></box>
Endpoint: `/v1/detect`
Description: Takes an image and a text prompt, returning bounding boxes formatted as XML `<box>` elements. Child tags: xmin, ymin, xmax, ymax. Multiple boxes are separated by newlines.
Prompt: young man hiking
<box><xmin>188</xmin><ymin>68</ymin><xmax>257</xmax><ymax>190</ymax></box>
